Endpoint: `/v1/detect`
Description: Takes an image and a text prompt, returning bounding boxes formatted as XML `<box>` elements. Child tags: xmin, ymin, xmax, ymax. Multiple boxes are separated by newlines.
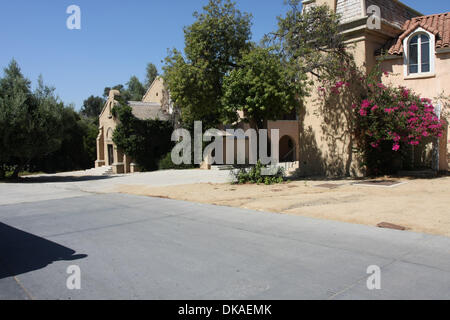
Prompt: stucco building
<box><xmin>95</xmin><ymin>77</ymin><xmax>172</xmax><ymax>174</ymax></box>
<box><xmin>96</xmin><ymin>0</ymin><xmax>449</xmax><ymax>176</ymax></box>
<box><xmin>297</xmin><ymin>0</ymin><xmax>449</xmax><ymax>176</ymax></box>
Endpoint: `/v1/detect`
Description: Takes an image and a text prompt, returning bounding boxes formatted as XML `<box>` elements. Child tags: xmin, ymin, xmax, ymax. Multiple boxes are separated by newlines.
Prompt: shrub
<box><xmin>112</xmin><ymin>104</ymin><xmax>174</xmax><ymax>171</ymax></box>
<box><xmin>353</xmin><ymin>82</ymin><xmax>444</xmax><ymax>174</ymax></box>
<box><xmin>158</xmin><ymin>152</ymin><xmax>195</xmax><ymax>170</ymax></box>
<box><xmin>231</xmin><ymin>161</ymin><xmax>285</xmax><ymax>185</ymax></box>
<box><xmin>320</xmin><ymin>62</ymin><xmax>445</xmax><ymax>175</ymax></box>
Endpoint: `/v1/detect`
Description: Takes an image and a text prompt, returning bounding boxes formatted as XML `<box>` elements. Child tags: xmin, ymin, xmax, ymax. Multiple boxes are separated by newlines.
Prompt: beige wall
<box><xmin>366</xmin><ymin>0</ymin><xmax>420</xmax><ymax>29</ymax></box>
<box><xmin>286</xmin><ymin>1</ymin><xmax>423</xmax><ymax>176</ymax></box>
<box><xmin>299</xmin><ymin>38</ymin><xmax>367</xmax><ymax>177</ymax></box>
<box><xmin>268</xmin><ymin>120</ymin><xmax>300</xmax><ymax>161</ymax></box>
<box><xmin>336</xmin><ymin>0</ymin><xmax>363</xmax><ymax>23</ymax></box>
<box><xmin>381</xmin><ymin>52</ymin><xmax>450</xmax><ymax>99</ymax></box>
<box><xmin>315</xmin><ymin>0</ymin><xmax>337</xmax><ymax>10</ymax></box>
<box><xmin>96</xmin><ymin>93</ymin><xmax>132</xmax><ymax>174</ymax></box>
<box><xmin>380</xmin><ymin>52</ymin><xmax>450</xmax><ymax>171</ymax></box>
<box><xmin>142</xmin><ymin>77</ymin><xmax>165</xmax><ymax>104</ymax></box>
<box><xmin>98</xmin><ymin>102</ymin><xmax>119</xmax><ymax>168</ymax></box>
<box><xmin>96</xmin><ymin>80</ymin><xmax>169</xmax><ymax>173</ymax></box>
<box><xmin>299</xmin><ymin>21</ymin><xmax>450</xmax><ymax>176</ymax></box>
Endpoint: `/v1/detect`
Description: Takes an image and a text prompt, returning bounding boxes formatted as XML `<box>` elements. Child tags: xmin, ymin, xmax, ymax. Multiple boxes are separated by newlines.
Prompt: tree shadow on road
<box><xmin>0</xmin><ymin>223</ymin><xmax>87</xmax><ymax>279</ymax></box>
<box><xmin>1</xmin><ymin>175</ymin><xmax>114</xmax><ymax>184</ymax></box>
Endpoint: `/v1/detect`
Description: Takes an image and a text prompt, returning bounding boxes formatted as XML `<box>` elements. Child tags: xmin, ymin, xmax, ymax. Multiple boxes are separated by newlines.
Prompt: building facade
<box><xmin>298</xmin><ymin>0</ymin><xmax>449</xmax><ymax>176</ymax></box>
<box><xmin>96</xmin><ymin>0</ymin><xmax>449</xmax><ymax>176</ymax></box>
<box><xmin>95</xmin><ymin>77</ymin><xmax>171</xmax><ymax>174</ymax></box>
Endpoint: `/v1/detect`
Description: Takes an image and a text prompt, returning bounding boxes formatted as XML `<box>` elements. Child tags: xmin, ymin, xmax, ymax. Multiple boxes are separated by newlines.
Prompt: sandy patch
<box><xmin>113</xmin><ymin>176</ymin><xmax>450</xmax><ymax>237</ymax></box>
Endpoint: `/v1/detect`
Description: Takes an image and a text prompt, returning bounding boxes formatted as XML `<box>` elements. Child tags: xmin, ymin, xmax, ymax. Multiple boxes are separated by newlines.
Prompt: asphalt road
<box><xmin>0</xmin><ymin>191</ymin><xmax>449</xmax><ymax>300</ymax></box>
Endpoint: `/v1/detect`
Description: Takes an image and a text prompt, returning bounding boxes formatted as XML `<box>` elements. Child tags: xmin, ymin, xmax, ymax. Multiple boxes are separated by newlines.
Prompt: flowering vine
<box><xmin>317</xmin><ymin>61</ymin><xmax>446</xmax><ymax>174</ymax></box>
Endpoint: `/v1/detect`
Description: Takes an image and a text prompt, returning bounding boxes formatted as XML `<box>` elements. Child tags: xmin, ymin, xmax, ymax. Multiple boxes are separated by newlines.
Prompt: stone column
<box><xmin>95</xmin><ymin>127</ymin><xmax>105</xmax><ymax>168</ymax></box>
<box><xmin>112</xmin><ymin>146</ymin><xmax>125</xmax><ymax>174</ymax></box>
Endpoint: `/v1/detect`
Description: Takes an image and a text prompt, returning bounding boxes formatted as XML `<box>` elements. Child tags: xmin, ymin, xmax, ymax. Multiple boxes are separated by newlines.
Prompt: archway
<box><xmin>106</xmin><ymin>128</ymin><xmax>114</xmax><ymax>142</ymax></box>
<box><xmin>279</xmin><ymin>135</ymin><xmax>296</xmax><ymax>162</ymax></box>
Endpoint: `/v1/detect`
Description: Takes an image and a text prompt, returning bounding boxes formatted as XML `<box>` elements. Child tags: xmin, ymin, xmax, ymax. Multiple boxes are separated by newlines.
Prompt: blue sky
<box><xmin>0</xmin><ymin>0</ymin><xmax>448</xmax><ymax>110</ymax></box>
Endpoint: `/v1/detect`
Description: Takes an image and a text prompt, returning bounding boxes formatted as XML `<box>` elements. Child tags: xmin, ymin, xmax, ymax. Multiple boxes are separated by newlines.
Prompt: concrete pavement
<box><xmin>0</xmin><ymin>189</ymin><xmax>449</xmax><ymax>299</ymax></box>
<box><xmin>0</xmin><ymin>169</ymin><xmax>232</xmax><ymax>206</ymax></box>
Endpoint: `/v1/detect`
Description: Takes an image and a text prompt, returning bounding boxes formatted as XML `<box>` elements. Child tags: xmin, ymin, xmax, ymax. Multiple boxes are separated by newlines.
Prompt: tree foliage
<box><xmin>81</xmin><ymin>95</ymin><xmax>105</xmax><ymax>119</ymax></box>
<box><xmin>34</xmin><ymin>107</ymin><xmax>98</xmax><ymax>173</ymax></box>
<box><xmin>102</xmin><ymin>62</ymin><xmax>158</xmax><ymax>103</ymax></box>
<box><xmin>164</xmin><ymin>0</ymin><xmax>252</xmax><ymax>128</ymax></box>
<box><xmin>231</xmin><ymin>161</ymin><xmax>285</xmax><ymax>185</ymax></box>
<box><xmin>269</xmin><ymin>1</ymin><xmax>348</xmax><ymax>80</ymax></box>
<box><xmin>164</xmin><ymin>1</ymin><xmax>347</xmax><ymax>131</ymax></box>
<box><xmin>0</xmin><ymin>60</ymin><xmax>98</xmax><ymax>178</ymax></box>
<box><xmin>0</xmin><ymin>61</ymin><xmax>64</xmax><ymax>177</ymax></box>
<box><xmin>112</xmin><ymin>104</ymin><xmax>174</xmax><ymax>171</ymax></box>
<box><xmin>127</xmin><ymin>76</ymin><xmax>147</xmax><ymax>101</ymax></box>
<box><xmin>222</xmin><ymin>46</ymin><xmax>299</xmax><ymax>129</ymax></box>
<box><xmin>103</xmin><ymin>84</ymin><xmax>125</xmax><ymax>99</ymax></box>
<box><xmin>319</xmin><ymin>62</ymin><xmax>445</xmax><ymax>175</ymax></box>
<box><xmin>355</xmin><ymin>77</ymin><xmax>444</xmax><ymax>175</ymax></box>
<box><xmin>145</xmin><ymin>63</ymin><xmax>159</xmax><ymax>88</ymax></box>
<box><xmin>0</xmin><ymin>60</ymin><xmax>32</xmax><ymax>173</ymax></box>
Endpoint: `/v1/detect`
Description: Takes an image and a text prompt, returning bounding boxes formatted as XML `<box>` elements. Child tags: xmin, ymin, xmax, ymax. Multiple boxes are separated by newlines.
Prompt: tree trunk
<box><xmin>0</xmin><ymin>167</ymin><xmax>4</xmax><ymax>179</ymax></box>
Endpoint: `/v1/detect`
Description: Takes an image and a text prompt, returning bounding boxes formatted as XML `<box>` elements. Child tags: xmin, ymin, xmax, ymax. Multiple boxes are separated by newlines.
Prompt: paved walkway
<box><xmin>0</xmin><ymin>169</ymin><xmax>232</xmax><ymax>205</ymax></box>
<box><xmin>0</xmin><ymin>192</ymin><xmax>449</xmax><ymax>299</ymax></box>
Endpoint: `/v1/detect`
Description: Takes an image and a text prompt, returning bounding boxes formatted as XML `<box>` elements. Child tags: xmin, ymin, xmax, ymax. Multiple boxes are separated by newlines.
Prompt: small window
<box><xmin>408</xmin><ymin>33</ymin><xmax>431</xmax><ymax>75</ymax></box>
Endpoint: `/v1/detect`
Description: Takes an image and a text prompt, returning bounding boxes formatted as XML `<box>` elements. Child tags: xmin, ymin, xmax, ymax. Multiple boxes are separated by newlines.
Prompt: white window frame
<box><xmin>403</xmin><ymin>28</ymin><xmax>435</xmax><ymax>78</ymax></box>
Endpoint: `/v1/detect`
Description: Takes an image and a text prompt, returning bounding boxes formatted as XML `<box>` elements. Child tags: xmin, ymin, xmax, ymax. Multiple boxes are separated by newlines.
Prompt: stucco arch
<box><xmin>279</xmin><ymin>135</ymin><xmax>296</xmax><ymax>162</ymax></box>
<box><xmin>106</xmin><ymin>128</ymin><xmax>114</xmax><ymax>142</ymax></box>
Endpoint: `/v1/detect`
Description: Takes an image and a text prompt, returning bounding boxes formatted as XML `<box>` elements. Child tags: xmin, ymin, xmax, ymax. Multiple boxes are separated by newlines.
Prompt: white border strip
<box><xmin>352</xmin><ymin>181</ymin><xmax>408</xmax><ymax>188</ymax></box>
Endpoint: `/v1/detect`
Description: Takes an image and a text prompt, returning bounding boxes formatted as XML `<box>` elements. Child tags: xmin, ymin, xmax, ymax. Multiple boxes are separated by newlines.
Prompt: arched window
<box><xmin>407</xmin><ymin>33</ymin><xmax>431</xmax><ymax>75</ymax></box>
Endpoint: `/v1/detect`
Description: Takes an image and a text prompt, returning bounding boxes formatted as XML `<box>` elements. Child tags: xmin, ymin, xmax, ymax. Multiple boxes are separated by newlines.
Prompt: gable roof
<box><xmin>142</xmin><ymin>76</ymin><xmax>163</xmax><ymax>102</ymax></box>
<box><xmin>383</xmin><ymin>12</ymin><xmax>450</xmax><ymax>55</ymax></box>
<box><xmin>128</xmin><ymin>101</ymin><xmax>170</xmax><ymax>121</ymax></box>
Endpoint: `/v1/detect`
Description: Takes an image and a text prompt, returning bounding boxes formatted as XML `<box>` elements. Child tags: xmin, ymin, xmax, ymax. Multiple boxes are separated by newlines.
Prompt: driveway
<box><xmin>0</xmin><ymin>169</ymin><xmax>232</xmax><ymax>206</ymax></box>
<box><xmin>0</xmin><ymin>186</ymin><xmax>449</xmax><ymax>299</ymax></box>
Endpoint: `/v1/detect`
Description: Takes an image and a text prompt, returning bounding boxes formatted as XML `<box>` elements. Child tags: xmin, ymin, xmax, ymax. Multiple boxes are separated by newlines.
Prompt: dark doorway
<box><xmin>279</xmin><ymin>136</ymin><xmax>295</xmax><ymax>162</ymax></box>
<box><xmin>108</xmin><ymin>145</ymin><xmax>114</xmax><ymax>166</ymax></box>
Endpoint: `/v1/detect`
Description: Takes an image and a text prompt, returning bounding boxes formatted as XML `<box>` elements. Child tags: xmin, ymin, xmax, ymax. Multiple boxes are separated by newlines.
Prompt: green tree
<box><xmin>127</xmin><ymin>76</ymin><xmax>146</xmax><ymax>101</ymax></box>
<box><xmin>268</xmin><ymin>1</ymin><xmax>349</xmax><ymax>81</ymax></box>
<box><xmin>145</xmin><ymin>63</ymin><xmax>159</xmax><ymax>88</ymax></box>
<box><xmin>0</xmin><ymin>60</ymin><xmax>32</xmax><ymax>178</ymax></box>
<box><xmin>34</xmin><ymin>107</ymin><xmax>98</xmax><ymax>173</ymax></box>
<box><xmin>0</xmin><ymin>61</ymin><xmax>64</xmax><ymax>178</ymax></box>
<box><xmin>81</xmin><ymin>95</ymin><xmax>105</xmax><ymax>119</ymax></box>
<box><xmin>112</xmin><ymin>104</ymin><xmax>173</xmax><ymax>171</ymax></box>
<box><xmin>103</xmin><ymin>76</ymin><xmax>146</xmax><ymax>103</ymax></box>
<box><xmin>222</xmin><ymin>46</ymin><xmax>300</xmax><ymax>129</ymax></box>
<box><xmin>164</xmin><ymin>0</ymin><xmax>252</xmax><ymax>128</ymax></box>
<box><xmin>103</xmin><ymin>84</ymin><xmax>125</xmax><ymax>99</ymax></box>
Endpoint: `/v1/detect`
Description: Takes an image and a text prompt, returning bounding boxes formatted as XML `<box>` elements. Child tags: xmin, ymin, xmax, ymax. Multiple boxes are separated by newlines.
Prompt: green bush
<box><xmin>158</xmin><ymin>152</ymin><xmax>195</xmax><ymax>170</ymax></box>
<box><xmin>112</xmin><ymin>104</ymin><xmax>174</xmax><ymax>171</ymax></box>
<box><xmin>231</xmin><ymin>161</ymin><xmax>285</xmax><ymax>185</ymax></box>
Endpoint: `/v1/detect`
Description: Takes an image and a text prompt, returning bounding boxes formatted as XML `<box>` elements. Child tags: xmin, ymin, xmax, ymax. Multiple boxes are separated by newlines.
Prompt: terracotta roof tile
<box><xmin>383</xmin><ymin>12</ymin><xmax>450</xmax><ymax>55</ymax></box>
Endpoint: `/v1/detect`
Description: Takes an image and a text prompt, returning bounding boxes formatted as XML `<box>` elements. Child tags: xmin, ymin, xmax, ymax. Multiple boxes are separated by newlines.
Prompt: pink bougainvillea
<box><xmin>318</xmin><ymin>62</ymin><xmax>446</xmax><ymax>174</ymax></box>
<box><xmin>352</xmin><ymin>82</ymin><xmax>444</xmax><ymax>152</ymax></box>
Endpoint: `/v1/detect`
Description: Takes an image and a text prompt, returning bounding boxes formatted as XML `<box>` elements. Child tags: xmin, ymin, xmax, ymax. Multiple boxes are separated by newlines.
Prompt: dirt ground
<box><xmin>114</xmin><ymin>176</ymin><xmax>450</xmax><ymax>237</ymax></box>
